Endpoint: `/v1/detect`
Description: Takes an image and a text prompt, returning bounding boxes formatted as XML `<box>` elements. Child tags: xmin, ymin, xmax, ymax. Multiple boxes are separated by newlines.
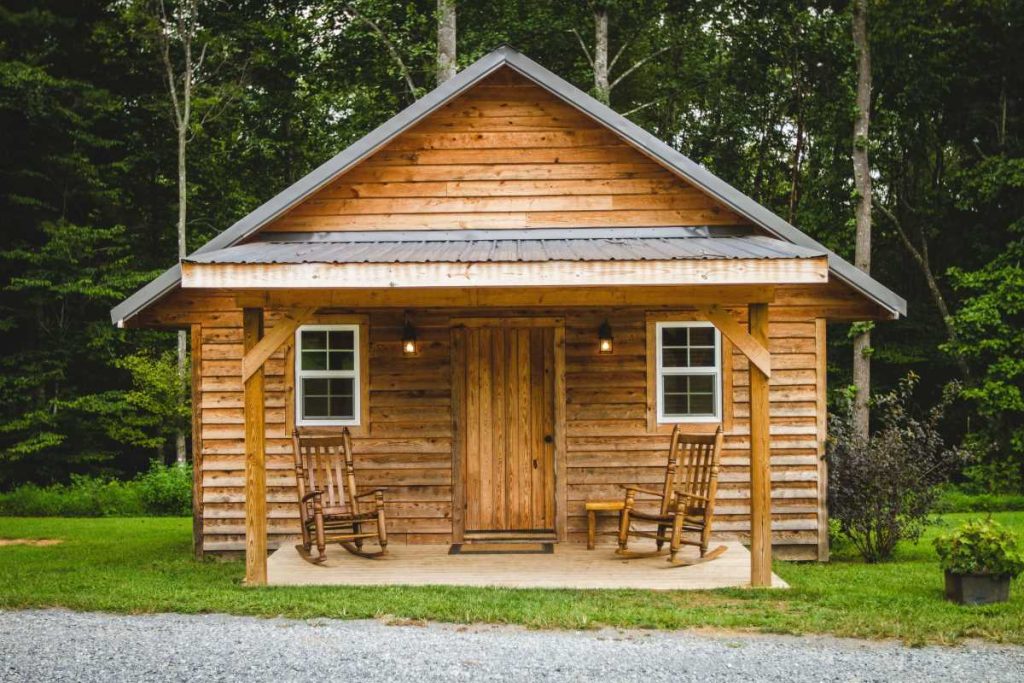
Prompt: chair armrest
<box><xmin>620</xmin><ymin>485</ymin><xmax>665</xmax><ymax>498</ymax></box>
<box><xmin>672</xmin><ymin>490</ymin><xmax>710</xmax><ymax>502</ymax></box>
<box><xmin>354</xmin><ymin>488</ymin><xmax>387</xmax><ymax>499</ymax></box>
<box><xmin>301</xmin><ymin>490</ymin><xmax>323</xmax><ymax>503</ymax></box>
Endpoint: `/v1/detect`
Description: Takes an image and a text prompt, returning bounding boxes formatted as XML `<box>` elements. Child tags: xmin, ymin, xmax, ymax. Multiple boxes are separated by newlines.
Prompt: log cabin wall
<box><xmin>170</xmin><ymin>291</ymin><xmax>828</xmax><ymax>560</ymax></box>
<box><xmin>259</xmin><ymin>68</ymin><xmax>750</xmax><ymax>234</ymax></box>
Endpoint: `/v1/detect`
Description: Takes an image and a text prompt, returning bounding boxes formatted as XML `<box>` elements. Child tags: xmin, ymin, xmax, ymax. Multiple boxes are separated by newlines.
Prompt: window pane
<box><xmin>328</xmin><ymin>351</ymin><xmax>354</xmax><ymax>371</ymax></box>
<box><xmin>689</xmin><ymin>326</ymin><xmax>715</xmax><ymax>346</ymax></box>
<box><xmin>664</xmin><ymin>375</ymin><xmax>688</xmax><ymax>394</ymax></box>
<box><xmin>303</xmin><ymin>396</ymin><xmax>328</xmax><ymax>418</ymax></box>
<box><xmin>303</xmin><ymin>378</ymin><xmax>328</xmax><ymax>395</ymax></box>
<box><xmin>663</xmin><ymin>392</ymin><xmax>688</xmax><ymax>416</ymax></box>
<box><xmin>689</xmin><ymin>392</ymin><xmax>715</xmax><ymax>415</ymax></box>
<box><xmin>689</xmin><ymin>347</ymin><xmax>715</xmax><ymax>367</ymax></box>
<box><xmin>329</xmin><ymin>396</ymin><xmax>355</xmax><ymax>419</ymax></box>
<box><xmin>328</xmin><ymin>330</ymin><xmax>354</xmax><ymax>351</ymax></box>
<box><xmin>688</xmin><ymin>375</ymin><xmax>714</xmax><ymax>394</ymax></box>
<box><xmin>328</xmin><ymin>378</ymin><xmax>354</xmax><ymax>397</ymax></box>
<box><xmin>662</xmin><ymin>327</ymin><xmax>688</xmax><ymax>347</ymax></box>
<box><xmin>301</xmin><ymin>330</ymin><xmax>327</xmax><ymax>350</ymax></box>
<box><xmin>301</xmin><ymin>350</ymin><xmax>327</xmax><ymax>371</ymax></box>
<box><xmin>662</xmin><ymin>347</ymin><xmax>689</xmax><ymax>368</ymax></box>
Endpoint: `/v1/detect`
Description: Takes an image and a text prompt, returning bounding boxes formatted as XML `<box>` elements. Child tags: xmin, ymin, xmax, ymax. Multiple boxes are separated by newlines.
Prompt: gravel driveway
<box><xmin>1</xmin><ymin>609</ymin><xmax>1021</xmax><ymax>682</ymax></box>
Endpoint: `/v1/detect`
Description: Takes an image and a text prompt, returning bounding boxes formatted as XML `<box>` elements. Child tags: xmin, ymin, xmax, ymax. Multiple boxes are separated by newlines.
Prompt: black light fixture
<box><xmin>598</xmin><ymin>320</ymin><xmax>614</xmax><ymax>354</ymax></box>
<box><xmin>402</xmin><ymin>314</ymin><xmax>418</xmax><ymax>356</ymax></box>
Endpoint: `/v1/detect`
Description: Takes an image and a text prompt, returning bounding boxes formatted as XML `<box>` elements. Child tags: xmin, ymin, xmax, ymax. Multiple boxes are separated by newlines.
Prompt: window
<box><xmin>655</xmin><ymin>321</ymin><xmax>721</xmax><ymax>423</ymax></box>
<box><xmin>295</xmin><ymin>324</ymin><xmax>360</xmax><ymax>426</ymax></box>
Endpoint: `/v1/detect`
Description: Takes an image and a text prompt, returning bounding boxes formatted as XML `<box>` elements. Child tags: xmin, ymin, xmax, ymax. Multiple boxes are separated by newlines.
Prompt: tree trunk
<box><xmin>175</xmin><ymin>116</ymin><xmax>188</xmax><ymax>466</ymax></box>
<box><xmin>851</xmin><ymin>0</ymin><xmax>872</xmax><ymax>439</ymax></box>
<box><xmin>436</xmin><ymin>0</ymin><xmax>456</xmax><ymax>85</ymax></box>
<box><xmin>593</xmin><ymin>7</ymin><xmax>610</xmax><ymax>104</ymax></box>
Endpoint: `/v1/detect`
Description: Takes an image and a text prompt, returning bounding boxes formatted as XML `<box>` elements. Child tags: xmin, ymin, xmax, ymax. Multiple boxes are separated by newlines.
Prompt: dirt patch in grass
<box><xmin>0</xmin><ymin>538</ymin><xmax>62</xmax><ymax>547</ymax></box>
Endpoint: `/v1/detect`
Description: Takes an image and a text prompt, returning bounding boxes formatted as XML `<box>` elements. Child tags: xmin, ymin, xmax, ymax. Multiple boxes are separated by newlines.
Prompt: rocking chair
<box><xmin>292</xmin><ymin>428</ymin><xmax>388</xmax><ymax>563</ymax></box>
<box><xmin>616</xmin><ymin>425</ymin><xmax>726</xmax><ymax>566</ymax></box>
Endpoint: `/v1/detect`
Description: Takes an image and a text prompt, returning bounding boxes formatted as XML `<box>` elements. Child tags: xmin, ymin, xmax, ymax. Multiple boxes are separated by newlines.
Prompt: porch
<box><xmin>266</xmin><ymin>540</ymin><xmax>788</xmax><ymax>590</ymax></box>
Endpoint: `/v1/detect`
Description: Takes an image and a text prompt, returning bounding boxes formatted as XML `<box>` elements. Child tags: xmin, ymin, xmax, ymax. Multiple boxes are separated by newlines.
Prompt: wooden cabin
<box><xmin>111</xmin><ymin>47</ymin><xmax>904</xmax><ymax>586</ymax></box>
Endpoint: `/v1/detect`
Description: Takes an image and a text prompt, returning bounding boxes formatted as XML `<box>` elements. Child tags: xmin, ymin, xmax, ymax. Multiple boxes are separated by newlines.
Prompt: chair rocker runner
<box><xmin>292</xmin><ymin>428</ymin><xmax>388</xmax><ymax>563</ymax></box>
<box><xmin>617</xmin><ymin>425</ymin><xmax>726</xmax><ymax>567</ymax></box>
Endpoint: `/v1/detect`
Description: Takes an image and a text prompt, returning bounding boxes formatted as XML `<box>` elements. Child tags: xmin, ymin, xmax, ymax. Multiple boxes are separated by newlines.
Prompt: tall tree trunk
<box><xmin>851</xmin><ymin>0</ymin><xmax>872</xmax><ymax>439</ymax></box>
<box><xmin>436</xmin><ymin>0</ymin><xmax>456</xmax><ymax>84</ymax></box>
<box><xmin>593</xmin><ymin>7</ymin><xmax>610</xmax><ymax>104</ymax></box>
<box><xmin>175</xmin><ymin>125</ymin><xmax>188</xmax><ymax>466</ymax></box>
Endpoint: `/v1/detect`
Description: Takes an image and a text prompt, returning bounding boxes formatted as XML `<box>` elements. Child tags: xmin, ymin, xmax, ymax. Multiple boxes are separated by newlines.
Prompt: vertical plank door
<box><xmin>456</xmin><ymin>324</ymin><xmax>556</xmax><ymax>533</ymax></box>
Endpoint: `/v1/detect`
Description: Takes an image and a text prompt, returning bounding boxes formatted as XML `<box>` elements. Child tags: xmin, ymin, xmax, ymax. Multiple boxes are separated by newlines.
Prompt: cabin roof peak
<box><xmin>110</xmin><ymin>45</ymin><xmax>905</xmax><ymax>326</ymax></box>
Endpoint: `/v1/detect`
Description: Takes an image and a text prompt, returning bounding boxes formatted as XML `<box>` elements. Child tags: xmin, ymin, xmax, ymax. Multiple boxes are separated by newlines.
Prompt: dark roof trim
<box><xmin>112</xmin><ymin>45</ymin><xmax>904</xmax><ymax>324</ymax></box>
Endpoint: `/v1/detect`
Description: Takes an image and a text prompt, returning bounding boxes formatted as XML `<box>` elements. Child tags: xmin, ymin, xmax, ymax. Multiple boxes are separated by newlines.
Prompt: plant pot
<box><xmin>944</xmin><ymin>571</ymin><xmax>1011</xmax><ymax>605</ymax></box>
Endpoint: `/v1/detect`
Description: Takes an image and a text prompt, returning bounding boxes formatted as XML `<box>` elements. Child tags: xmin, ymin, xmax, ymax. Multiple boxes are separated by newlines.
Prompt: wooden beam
<box><xmin>240</xmin><ymin>307</ymin><xmax>315</xmax><ymax>382</ymax></box>
<box><xmin>243</xmin><ymin>307</ymin><xmax>267</xmax><ymax>586</ymax></box>
<box><xmin>234</xmin><ymin>284</ymin><xmax>777</xmax><ymax>310</ymax></box>
<box><xmin>815</xmin><ymin>318</ymin><xmax>830</xmax><ymax>562</ymax></box>
<box><xmin>190</xmin><ymin>324</ymin><xmax>203</xmax><ymax>560</ymax></box>
<box><xmin>697</xmin><ymin>305</ymin><xmax>772</xmax><ymax>378</ymax></box>
<box><xmin>748</xmin><ymin>302</ymin><xmax>772</xmax><ymax>587</ymax></box>
<box><xmin>181</xmin><ymin>257</ymin><xmax>828</xmax><ymax>290</ymax></box>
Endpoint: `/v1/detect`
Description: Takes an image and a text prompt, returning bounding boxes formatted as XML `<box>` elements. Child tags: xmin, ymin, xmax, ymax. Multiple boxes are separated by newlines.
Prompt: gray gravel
<box><xmin>1</xmin><ymin>609</ymin><xmax>1022</xmax><ymax>682</ymax></box>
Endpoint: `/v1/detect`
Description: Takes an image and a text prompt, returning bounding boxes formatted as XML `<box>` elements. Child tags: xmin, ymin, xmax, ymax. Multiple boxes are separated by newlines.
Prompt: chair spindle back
<box><xmin>660</xmin><ymin>425</ymin><xmax>724</xmax><ymax>515</ymax></box>
<box><xmin>292</xmin><ymin>428</ymin><xmax>360</xmax><ymax>515</ymax></box>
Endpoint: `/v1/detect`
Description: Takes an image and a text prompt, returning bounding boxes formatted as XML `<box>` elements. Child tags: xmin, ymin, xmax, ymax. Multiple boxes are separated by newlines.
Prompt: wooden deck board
<box><xmin>266</xmin><ymin>540</ymin><xmax>788</xmax><ymax>590</ymax></box>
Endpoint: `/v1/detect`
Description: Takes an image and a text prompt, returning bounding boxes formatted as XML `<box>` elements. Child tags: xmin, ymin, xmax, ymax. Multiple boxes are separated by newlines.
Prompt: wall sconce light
<box><xmin>598</xmin><ymin>320</ymin><xmax>614</xmax><ymax>354</ymax></box>
<box><xmin>402</xmin><ymin>315</ymin><xmax>418</xmax><ymax>357</ymax></box>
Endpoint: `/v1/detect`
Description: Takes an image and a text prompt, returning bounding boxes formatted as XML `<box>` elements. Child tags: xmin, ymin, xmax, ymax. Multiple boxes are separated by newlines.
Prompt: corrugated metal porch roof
<box><xmin>183</xmin><ymin>229</ymin><xmax>826</xmax><ymax>266</ymax></box>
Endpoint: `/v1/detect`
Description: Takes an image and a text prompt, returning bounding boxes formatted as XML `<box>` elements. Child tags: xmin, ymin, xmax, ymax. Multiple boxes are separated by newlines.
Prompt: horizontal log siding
<box><xmin>263</xmin><ymin>68</ymin><xmax>749</xmax><ymax>233</ymax></box>
<box><xmin>179</xmin><ymin>294</ymin><xmax>823</xmax><ymax>557</ymax></box>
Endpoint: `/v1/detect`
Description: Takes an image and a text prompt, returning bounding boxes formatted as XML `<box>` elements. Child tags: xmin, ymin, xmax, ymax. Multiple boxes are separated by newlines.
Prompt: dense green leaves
<box><xmin>0</xmin><ymin>0</ymin><xmax>1021</xmax><ymax>490</ymax></box>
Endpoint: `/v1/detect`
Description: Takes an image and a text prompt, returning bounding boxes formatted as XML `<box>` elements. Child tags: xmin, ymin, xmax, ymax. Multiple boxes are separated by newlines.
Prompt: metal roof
<box><xmin>111</xmin><ymin>46</ymin><xmax>905</xmax><ymax>325</ymax></box>
<box><xmin>183</xmin><ymin>230</ymin><xmax>826</xmax><ymax>266</ymax></box>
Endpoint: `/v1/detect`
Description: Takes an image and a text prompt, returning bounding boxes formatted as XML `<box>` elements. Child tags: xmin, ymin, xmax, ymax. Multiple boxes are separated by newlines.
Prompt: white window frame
<box><xmin>655</xmin><ymin>321</ymin><xmax>722</xmax><ymax>424</ymax></box>
<box><xmin>294</xmin><ymin>324</ymin><xmax>361</xmax><ymax>427</ymax></box>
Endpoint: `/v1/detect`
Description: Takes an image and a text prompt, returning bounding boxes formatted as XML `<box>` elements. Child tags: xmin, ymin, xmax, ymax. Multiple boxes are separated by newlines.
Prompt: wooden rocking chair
<box><xmin>616</xmin><ymin>425</ymin><xmax>726</xmax><ymax>566</ymax></box>
<box><xmin>292</xmin><ymin>428</ymin><xmax>388</xmax><ymax>563</ymax></box>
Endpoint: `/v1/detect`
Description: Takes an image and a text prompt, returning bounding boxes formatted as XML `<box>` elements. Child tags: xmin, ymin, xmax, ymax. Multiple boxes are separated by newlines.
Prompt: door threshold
<box><xmin>463</xmin><ymin>530</ymin><xmax>557</xmax><ymax>542</ymax></box>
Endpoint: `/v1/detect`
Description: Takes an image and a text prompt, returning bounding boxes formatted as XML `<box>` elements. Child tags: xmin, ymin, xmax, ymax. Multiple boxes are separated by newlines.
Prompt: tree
<box><xmin>136</xmin><ymin>0</ymin><xmax>243</xmax><ymax>465</ymax></box>
<box><xmin>850</xmin><ymin>0</ymin><xmax>873</xmax><ymax>439</ymax></box>
<box><xmin>436</xmin><ymin>0</ymin><xmax>456</xmax><ymax>83</ymax></box>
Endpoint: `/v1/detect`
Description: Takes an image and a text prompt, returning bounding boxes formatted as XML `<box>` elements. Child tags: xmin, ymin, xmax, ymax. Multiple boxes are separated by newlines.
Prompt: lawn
<box><xmin>1</xmin><ymin>513</ymin><xmax>1021</xmax><ymax>645</ymax></box>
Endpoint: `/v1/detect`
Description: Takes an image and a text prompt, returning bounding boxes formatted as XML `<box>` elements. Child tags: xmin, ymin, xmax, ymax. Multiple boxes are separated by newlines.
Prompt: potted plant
<box><xmin>933</xmin><ymin>519</ymin><xmax>1024</xmax><ymax>605</ymax></box>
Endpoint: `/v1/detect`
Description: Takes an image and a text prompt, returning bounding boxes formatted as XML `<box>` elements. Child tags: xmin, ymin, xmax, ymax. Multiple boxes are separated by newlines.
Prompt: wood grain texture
<box><xmin>747</xmin><ymin>303</ymin><xmax>772</xmax><ymax>587</ymax></box>
<box><xmin>243</xmin><ymin>308</ymin><xmax>267</xmax><ymax>586</ymax></box>
<box><xmin>259</xmin><ymin>69</ymin><xmax>749</xmax><ymax>233</ymax></box>
<box><xmin>158</xmin><ymin>292</ymin><xmax>824</xmax><ymax>558</ymax></box>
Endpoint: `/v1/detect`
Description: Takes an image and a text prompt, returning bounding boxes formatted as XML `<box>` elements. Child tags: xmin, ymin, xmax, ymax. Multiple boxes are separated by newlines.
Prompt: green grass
<box><xmin>1</xmin><ymin>513</ymin><xmax>1022</xmax><ymax>645</ymax></box>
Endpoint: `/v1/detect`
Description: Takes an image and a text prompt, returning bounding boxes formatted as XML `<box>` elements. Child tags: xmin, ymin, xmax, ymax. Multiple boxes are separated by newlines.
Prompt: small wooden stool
<box><xmin>585</xmin><ymin>499</ymin><xmax>625</xmax><ymax>550</ymax></box>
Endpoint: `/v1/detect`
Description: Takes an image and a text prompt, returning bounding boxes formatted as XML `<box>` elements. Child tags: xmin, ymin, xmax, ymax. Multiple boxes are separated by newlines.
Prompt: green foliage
<box><xmin>826</xmin><ymin>374</ymin><xmax>966</xmax><ymax>562</ymax></box>
<box><xmin>0</xmin><ymin>461</ymin><xmax>190</xmax><ymax>517</ymax></box>
<box><xmin>934</xmin><ymin>519</ymin><xmax>1024</xmax><ymax>578</ymax></box>
<box><xmin>934</xmin><ymin>486</ymin><xmax>1024</xmax><ymax>514</ymax></box>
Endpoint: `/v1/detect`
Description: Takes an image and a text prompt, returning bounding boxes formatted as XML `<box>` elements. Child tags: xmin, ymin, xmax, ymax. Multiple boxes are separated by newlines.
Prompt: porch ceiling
<box><xmin>180</xmin><ymin>228</ymin><xmax>828</xmax><ymax>289</ymax></box>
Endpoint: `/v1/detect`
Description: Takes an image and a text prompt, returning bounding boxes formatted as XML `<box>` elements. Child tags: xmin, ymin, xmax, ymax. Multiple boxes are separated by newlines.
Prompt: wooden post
<box><xmin>748</xmin><ymin>303</ymin><xmax>772</xmax><ymax>587</ymax></box>
<box><xmin>243</xmin><ymin>307</ymin><xmax>267</xmax><ymax>586</ymax></box>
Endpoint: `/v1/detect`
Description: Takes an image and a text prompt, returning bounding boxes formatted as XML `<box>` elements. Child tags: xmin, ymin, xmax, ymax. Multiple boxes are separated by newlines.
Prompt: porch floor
<box><xmin>266</xmin><ymin>540</ymin><xmax>788</xmax><ymax>590</ymax></box>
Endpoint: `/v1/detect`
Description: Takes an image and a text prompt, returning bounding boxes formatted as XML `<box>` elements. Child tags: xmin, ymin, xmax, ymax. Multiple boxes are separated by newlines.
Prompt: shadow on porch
<box><xmin>266</xmin><ymin>540</ymin><xmax>788</xmax><ymax>590</ymax></box>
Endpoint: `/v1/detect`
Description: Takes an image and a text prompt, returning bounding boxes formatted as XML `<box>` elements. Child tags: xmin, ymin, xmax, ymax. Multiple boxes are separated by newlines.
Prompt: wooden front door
<box><xmin>453</xmin><ymin>321</ymin><xmax>558</xmax><ymax>536</ymax></box>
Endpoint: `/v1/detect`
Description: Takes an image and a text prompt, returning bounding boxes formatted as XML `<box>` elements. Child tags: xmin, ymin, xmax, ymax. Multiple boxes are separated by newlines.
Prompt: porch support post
<box><xmin>243</xmin><ymin>307</ymin><xmax>267</xmax><ymax>586</ymax></box>
<box><xmin>748</xmin><ymin>302</ymin><xmax>772</xmax><ymax>587</ymax></box>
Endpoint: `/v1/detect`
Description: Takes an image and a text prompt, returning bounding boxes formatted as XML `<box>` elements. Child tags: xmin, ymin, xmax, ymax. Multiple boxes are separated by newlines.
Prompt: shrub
<box><xmin>0</xmin><ymin>461</ymin><xmax>190</xmax><ymax>516</ymax></box>
<box><xmin>135</xmin><ymin>461</ymin><xmax>192</xmax><ymax>516</ymax></box>
<box><xmin>934</xmin><ymin>519</ymin><xmax>1024</xmax><ymax>577</ymax></box>
<box><xmin>826</xmin><ymin>373</ymin><xmax>967</xmax><ymax>562</ymax></box>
